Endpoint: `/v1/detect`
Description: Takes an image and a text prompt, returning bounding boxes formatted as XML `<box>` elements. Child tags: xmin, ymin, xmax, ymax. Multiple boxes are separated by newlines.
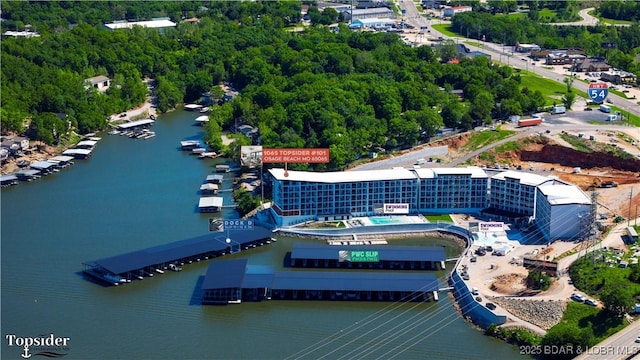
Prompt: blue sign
<box><xmin>401</xmin><ymin>9</ymin><xmax>406</xmax><ymax>15</ymax></box>
<box><xmin>223</xmin><ymin>219</ymin><xmax>254</xmax><ymax>231</ymax></box>
<box><xmin>588</xmin><ymin>83</ymin><xmax>609</xmax><ymax>104</ymax></box>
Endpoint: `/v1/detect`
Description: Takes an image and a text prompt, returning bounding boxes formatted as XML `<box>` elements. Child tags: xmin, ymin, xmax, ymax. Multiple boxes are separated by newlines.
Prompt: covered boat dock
<box><xmin>76</xmin><ymin>140</ymin><xmax>98</xmax><ymax>149</ymax></box>
<box><xmin>288</xmin><ymin>243</ymin><xmax>447</xmax><ymax>270</ymax></box>
<box><xmin>48</xmin><ymin>155</ymin><xmax>75</xmax><ymax>169</ymax></box>
<box><xmin>62</xmin><ymin>148</ymin><xmax>92</xmax><ymax>159</ymax></box>
<box><xmin>1</xmin><ymin>174</ymin><xmax>19</xmax><ymax>187</ymax></box>
<box><xmin>15</xmin><ymin>169</ymin><xmax>41</xmax><ymax>181</ymax></box>
<box><xmin>116</xmin><ymin>119</ymin><xmax>155</xmax><ymax>131</ymax></box>
<box><xmin>30</xmin><ymin>161</ymin><xmax>57</xmax><ymax>175</ymax></box>
<box><xmin>82</xmin><ymin>227</ymin><xmax>274</xmax><ymax>286</ymax></box>
<box><xmin>201</xmin><ymin>259</ymin><xmax>440</xmax><ymax>304</ymax></box>
<box><xmin>199</xmin><ymin>196</ymin><xmax>223</xmax><ymax>212</ymax></box>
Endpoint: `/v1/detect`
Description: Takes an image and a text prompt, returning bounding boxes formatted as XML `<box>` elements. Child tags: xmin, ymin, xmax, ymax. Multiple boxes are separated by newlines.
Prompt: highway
<box><xmin>397</xmin><ymin>0</ymin><xmax>640</xmax><ymax>117</ymax></box>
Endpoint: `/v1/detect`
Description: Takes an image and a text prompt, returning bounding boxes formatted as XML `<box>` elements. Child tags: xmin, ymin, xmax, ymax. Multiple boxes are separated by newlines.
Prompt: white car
<box><xmin>635</xmin><ymin>337</ymin><xmax>640</xmax><ymax>343</ymax></box>
<box><xmin>571</xmin><ymin>293</ymin><xmax>586</xmax><ymax>302</ymax></box>
<box><xmin>585</xmin><ymin>299</ymin><xmax>598</xmax><ymax>306</ymax></box>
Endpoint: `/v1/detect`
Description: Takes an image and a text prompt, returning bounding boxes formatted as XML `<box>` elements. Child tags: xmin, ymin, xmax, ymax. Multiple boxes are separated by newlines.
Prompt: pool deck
<box><xmin>349</xmin><ymin>216</ymin><xmax>429</xmax><ymax>227</ymax></box>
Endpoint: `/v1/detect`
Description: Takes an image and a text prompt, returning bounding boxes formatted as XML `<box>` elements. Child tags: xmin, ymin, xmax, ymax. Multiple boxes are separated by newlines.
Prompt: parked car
<box><xmin>584</xmin><ymin>107</ymin><xmax>593</xmax><ymax>111</ymax></box>
<box><xmin>635</xmin><ymin>337</ymin><xmax>640</xmax><ymax>343</ymax></box>
<box><xmin>571</xmin><ymin>293</ymin><xmax>586</xmax><ymax>302</ymax></box>
<box><xmin>470</xmin><ymin>256</ymin><xmax>477</xmax><ymax>263</ymax></box>
<box><xmin>471</xmin><ymin>287</ymin><xmax>479</xmax><ymax>295</ymax></box>
<box><xmin>585</xmin><ymin>299</ymin><xmax>598</xmax><ymax>306</ymax></box>
<box><xmin>486</xmin><ymin>302</ymin><xmax>496</xmax><ymax>310</ymax></box>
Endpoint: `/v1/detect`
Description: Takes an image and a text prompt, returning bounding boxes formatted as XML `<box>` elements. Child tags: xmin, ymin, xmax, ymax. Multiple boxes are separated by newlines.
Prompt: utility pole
<box><xmin>629</xmin><ymin>188</ymin><xmax>633</xmax><ymax>227</ymax></box>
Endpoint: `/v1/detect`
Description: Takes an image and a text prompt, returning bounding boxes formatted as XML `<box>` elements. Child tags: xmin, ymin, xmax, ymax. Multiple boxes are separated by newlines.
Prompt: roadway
<box><xmin>397</xmin><ymin>1</ymin><xmax>640</xmax><ymax>117</ymax></box>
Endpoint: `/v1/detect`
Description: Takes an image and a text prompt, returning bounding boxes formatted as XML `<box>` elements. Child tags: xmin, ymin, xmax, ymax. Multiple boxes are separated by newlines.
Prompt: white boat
<box><xmin>155</xmin><ymin>269</ymin><xmax>165</xmax><ymax>274</ymax></box>
<box><xmin>108</xmin><ymin>129</ymin><xmax>121</xmax><ymax>135</ymax></box>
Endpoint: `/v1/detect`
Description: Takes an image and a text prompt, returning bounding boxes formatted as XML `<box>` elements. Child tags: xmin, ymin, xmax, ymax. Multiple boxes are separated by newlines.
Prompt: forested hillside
<box><xmin>2</xmin><ymin>1</ymin><xmax>546</xmax><ymax>170</ymax></box>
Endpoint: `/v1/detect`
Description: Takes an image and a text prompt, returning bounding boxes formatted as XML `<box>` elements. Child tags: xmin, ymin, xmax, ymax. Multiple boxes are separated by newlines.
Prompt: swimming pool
<box><xmin>368</xmin><ymin>216</ymin><xmax>413</xmax><ymax>225</ymax></box>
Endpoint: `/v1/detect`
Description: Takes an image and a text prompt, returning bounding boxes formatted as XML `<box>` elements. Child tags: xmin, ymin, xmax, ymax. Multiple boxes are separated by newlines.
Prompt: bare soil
<box><xmin>490</xmin><ymin>273</ymin><xmax>528</xmax><ymax>295</ymax></box>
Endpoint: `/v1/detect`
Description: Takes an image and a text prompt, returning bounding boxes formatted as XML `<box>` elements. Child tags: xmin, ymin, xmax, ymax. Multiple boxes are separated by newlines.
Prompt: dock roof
<box><xmin>116</xmin><ymin>119</ymin><xmax>155</xmax><ymax>130</ymax></box>
<box><xmin>49</xmin><ymin>155</ymin><xmax>75</xmax><ymax>163</ymax></box>
<box><xmin>1</xmin><ymin>174</ymin><xmax>18</xmax><ymax>182</ymax></box>
<box><xmin>63</xmin><ymin>148</ymin><xmax>92</xmax><ymax>156</ymax></box>
<box><xmin>77</xmin><ymin>140</ymin><xmax>98</xmax><ymax>148</ymax></box>
<box><xmin>206</xmin><ymin>174</ymin><xmax>224</xmax><ymax>182</ymax></box>
<box><xmin>201</xmin><ymin>261</ymin><xmax>275</xmax><ymax>290</ymax></box>
<box><xmin>30</xmin><ymin>161</ymin><xmax>56</xmax><ymax>170</ymax></box>
<box><xmin>84</xmin><ymin>227</ymin><xmax>273</xmax><ymax>275</ymax></box>
<box><xmin>199</xmin><ymin>197</ymin><xmax>223</xmax><ymax>208</ymax></box>
<box><xmin>202</xmin><ymin>259</ymin><xmax>248</xmax><ymax>289</ymax></box>
<box><xmin>272</xmin><ymin>271</ymin><xmax>439</xmax><ymax>292</ymax></box>
<box><xmin>290</xmin><ymin>243</ymin><xmax>446</xmax><ymax>262</ymax></box>
<box><xmin>200</xmin><ymin>259</ymin><xmax>439</xmax><ymax>292</ymax></box>
<box><xmin>16</xmin><ymin>169</ymin><xmax>41</xmax><ymax>177</ymax></box>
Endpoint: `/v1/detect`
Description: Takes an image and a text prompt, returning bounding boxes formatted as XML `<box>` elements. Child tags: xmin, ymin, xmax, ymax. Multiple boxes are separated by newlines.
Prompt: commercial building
<box><xmin>342</xmin><ymin>8</ymin><xmax>394</xmax><ymax>21</ymax></box>
<box><xmin>269</xmin><ymin>167</ymin><xmax>591</xmax><ymax>242</ymax></box>
<box><xmin>349</xmin><ymin>18</ymin><xmax>396</xmax><ymax>29</ymax></box>
<box><xmin>103</xmin><ymin>18</ymin><xmax>177</xmax><ymax>31</ymax></box>
<box><xmin>443</xmin><ymin>6</ymin><xmax>472</xmax><ymax>17</ymax></box>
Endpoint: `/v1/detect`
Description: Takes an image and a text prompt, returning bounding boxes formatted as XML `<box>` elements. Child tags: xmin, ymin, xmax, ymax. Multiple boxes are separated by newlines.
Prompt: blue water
<box><xmin>1</xmin><ymin>109</ymin><xmax>523</xmax><ymax>359</ymax></box>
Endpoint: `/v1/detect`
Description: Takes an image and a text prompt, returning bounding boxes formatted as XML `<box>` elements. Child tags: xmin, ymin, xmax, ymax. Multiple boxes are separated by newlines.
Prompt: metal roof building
<box><xmin>82</xmin><ymin>227</ymin><xmax>274</xmax><ymax>286</ymax></box>
<box><xmin>200</xmin><ymin>259</ymin><xmax>440</xmax><ymax>304</ymax></box>
<box><xmin>288</xmin><ymin>243</ymin><xmax>446</xmax><ymax>270</ymax></box>
<box><xmin>104</xmin><ymin>19</ymin><xmax>176</xmax><ymax>31</ymax></box>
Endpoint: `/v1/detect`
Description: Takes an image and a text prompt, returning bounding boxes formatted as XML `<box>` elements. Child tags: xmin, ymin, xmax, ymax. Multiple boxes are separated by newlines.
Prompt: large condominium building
<box><xmin>535</xmin><ymin>183</ymin><xmax>592</xmax><ymax>241</ymax></box>
<box><xmin>268</xmin><ymin>167</ymin><xmax>592</xmax><ymax>242</ymax></box>
<box><xmin>487</xmin><ymin>171</ymin><xmax>554</xmax><ymax>218</ymax></box>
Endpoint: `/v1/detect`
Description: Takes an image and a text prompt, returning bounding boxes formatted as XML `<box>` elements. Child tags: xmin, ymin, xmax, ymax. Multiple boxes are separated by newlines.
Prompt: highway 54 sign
<box><xmin>588</xmin><ymin>83</ymin><xmax>609</xmax><ymax>104</ymax></box>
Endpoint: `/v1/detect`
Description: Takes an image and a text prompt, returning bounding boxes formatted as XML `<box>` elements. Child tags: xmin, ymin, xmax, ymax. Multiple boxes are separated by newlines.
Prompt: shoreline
<box><xmin>1</xmin><ymin>83</ymin><xmax>158</xmax><ymax>176</ymax></box>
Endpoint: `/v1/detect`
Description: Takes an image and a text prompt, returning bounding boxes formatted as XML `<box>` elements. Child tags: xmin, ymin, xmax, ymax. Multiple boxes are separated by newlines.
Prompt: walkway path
<box><xmin>551</xmin><ymin>8</ymin><xmax>599</xmax><ymax>26</ymax></box>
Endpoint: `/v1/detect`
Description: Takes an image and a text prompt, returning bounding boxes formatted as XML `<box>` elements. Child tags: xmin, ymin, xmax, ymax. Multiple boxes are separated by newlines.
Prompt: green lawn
<box><xmin>518</xmin><ymin>72</ymin><xmax>588</xmax><ymax>106</ymax></box>
<box><xmin>538</xmin><ymin>8</ymin><xmax>557</xmax><ymax>22</ymax></box>
<box><xmin>463</xmin><ymin>128</ymin><xmax>516</xmax><ymax>151</ymax></box>
<box><xmin>588</xmin><ymin>10</ymin><xmax>634</xmax><ymax>25</ymax></box>
<box><xmin>431</xmin><ymin>24</ymin><xmax>456</xmax><ymax>37</ymax></box>
<box><xmin>424</xmin><ymin>214</ymin><xmax>453</xmax><ymax>223</ymax></box>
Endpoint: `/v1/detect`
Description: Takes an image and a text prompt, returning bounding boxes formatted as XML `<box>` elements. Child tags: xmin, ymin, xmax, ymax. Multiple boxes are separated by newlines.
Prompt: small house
<box><xmin>85</xmin><ymin>76</ymin><xmax>111</xmax><ymax>92</ymax></box>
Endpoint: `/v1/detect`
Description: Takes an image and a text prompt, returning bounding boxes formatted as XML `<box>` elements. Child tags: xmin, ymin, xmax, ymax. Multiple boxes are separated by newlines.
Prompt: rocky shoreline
<box><xmin>491</xmin><ymin>297</ymin><xmax>566</xmax><ymax>330</ymax></box>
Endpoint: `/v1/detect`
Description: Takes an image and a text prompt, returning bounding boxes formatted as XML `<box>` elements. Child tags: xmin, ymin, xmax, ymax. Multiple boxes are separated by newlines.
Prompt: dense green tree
<box><xmin>600</xmin><ymin>280</ymin><xmax>635</xmax><ymax>317</ymax></box>
<box><xmin>541</xmin><ymin>323</ymin><xmax>594</xmax><ymax>360</ymax></box>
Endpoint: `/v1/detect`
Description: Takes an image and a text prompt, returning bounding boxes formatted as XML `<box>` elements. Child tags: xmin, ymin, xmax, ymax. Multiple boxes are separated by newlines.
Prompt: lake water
<box><xmin>1</xmin><ymin>109</ymin><xmax>523</xmax><ymax>359</ymax></box>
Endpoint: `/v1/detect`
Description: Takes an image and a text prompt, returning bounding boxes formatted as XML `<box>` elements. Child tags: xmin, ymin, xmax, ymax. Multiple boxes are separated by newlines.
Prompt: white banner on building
<box><xmin>383</xmin><ymin>203</ymin><xmax>409</xmax><ymax>214</ymax></box>
<box><xmin>479</xmin><ymin>222</ymin><xmax>504</xmax><ymax>232</ymax></box>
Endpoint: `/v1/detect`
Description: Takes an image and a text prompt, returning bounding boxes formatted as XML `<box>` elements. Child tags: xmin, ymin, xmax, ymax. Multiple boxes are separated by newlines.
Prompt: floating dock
<box><xmin>82</xmin><ymin>227</ymin><xmax>274</xmax><ymax>286</ymax></box>
<box><xmin>201</xmin><ymin>259</ymin><xmax>440</xmax><ymax>304</ymax></box>
<box><xmin>287</xmin><ymin>243</ymin><xmax>447</xmax><ymax>270</ymax></box>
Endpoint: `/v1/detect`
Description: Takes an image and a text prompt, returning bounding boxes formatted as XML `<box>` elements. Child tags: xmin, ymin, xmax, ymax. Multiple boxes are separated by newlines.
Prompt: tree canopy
<box><xmin>3</xmin><ymin>1</ymin><xmax>555</xmax><ymax>170</ymax></box>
